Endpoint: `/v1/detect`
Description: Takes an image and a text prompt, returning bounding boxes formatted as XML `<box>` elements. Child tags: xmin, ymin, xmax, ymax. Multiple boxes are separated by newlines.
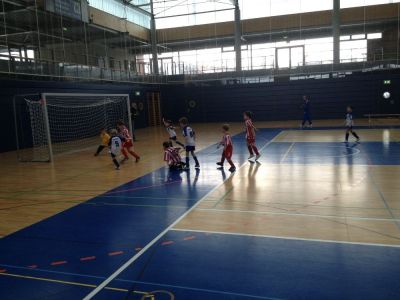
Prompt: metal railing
<box><xmin>0</xmin><ymin>50</ymin><xmax>399</xmax><ymax>84</ymax></box>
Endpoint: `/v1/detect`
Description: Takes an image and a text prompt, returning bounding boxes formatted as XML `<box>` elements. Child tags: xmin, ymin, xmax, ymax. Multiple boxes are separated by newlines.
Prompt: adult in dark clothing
<box><xmin>301</xmin><ymin>95</ymin><xmax>313</xmax><ymax>128</ymax></box>
<box><xmin>130</xmin><ymin>102</ymin><xmax>138</xmax><ymax>141</ymax></box>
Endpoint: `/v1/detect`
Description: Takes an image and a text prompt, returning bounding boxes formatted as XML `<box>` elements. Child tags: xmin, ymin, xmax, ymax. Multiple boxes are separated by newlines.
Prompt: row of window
<box><xmin>88</xmin><ymin>0</ymin><xmax>151</xmax><ymax>28</ymax></box>
<box><xmin>154</xmin><ymin>0</ymin><xmax>400</xmax><ymax>29</ymax></box>
<box><xmin>87</xmin><ymin>0</ymin><xmax>400</xmax><ymax>29</ymax></box>
<box><xmin>140</xmin><ymin>34</ymin><xmax>381</xmax><ymax>75</ymax></box>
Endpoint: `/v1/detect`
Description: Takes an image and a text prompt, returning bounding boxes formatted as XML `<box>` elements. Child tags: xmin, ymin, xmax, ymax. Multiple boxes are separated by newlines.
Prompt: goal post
<box><xmin>15</xmin><ymin>93</ymin><xmax>132</xmax><ymax>162</ymax></box>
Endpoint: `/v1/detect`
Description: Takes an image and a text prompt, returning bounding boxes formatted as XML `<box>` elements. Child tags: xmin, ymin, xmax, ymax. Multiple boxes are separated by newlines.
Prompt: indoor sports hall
<box><xmin>0</xmin><ymin>1</ymin><xmax>400</xmax><ymax>299</ymax></box>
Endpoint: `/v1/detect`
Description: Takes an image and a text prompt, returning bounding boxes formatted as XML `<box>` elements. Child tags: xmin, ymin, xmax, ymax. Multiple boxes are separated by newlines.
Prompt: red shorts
<box><xmin>123</xmin><ymin>140</ymin><xmax>133</xmax><ymax>148</ymax></box>
<box><xmin>246</xmin><ymin>138</ymin><xmax>256</xmax><ymax>146</ymax></box>
<box><xmin>223</xmin><ymin>145</ymin><xmax>233</xmax><ymax>159</ymax></box>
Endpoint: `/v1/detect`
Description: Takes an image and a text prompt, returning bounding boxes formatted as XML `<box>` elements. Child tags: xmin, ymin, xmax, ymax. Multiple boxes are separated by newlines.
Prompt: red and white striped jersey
<box><xmin>119</xmin><ymin>126</ymin><xmax>132</xmax><ymax>141</ymax></box>
<box><xmin>221</xmin><ymin>134</ymin><xmax>233</xmax><ymax>149</ymax></box>
<box><xmin>245</xmin><ymin>119</ymin><xmax>255</xmax><ymax>140</ymax></box>
<box><xmin>164</xmin><ymin>147</ymin><xmax>181</xmax><ymax>165</ymax></box>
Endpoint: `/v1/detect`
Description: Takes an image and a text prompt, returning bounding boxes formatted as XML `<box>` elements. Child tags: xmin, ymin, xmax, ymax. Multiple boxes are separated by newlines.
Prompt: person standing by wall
<box><xmin>301</xmin><ymin>95</ymin><xmax>313</xmax><ymax>129</ymax></box>
<box><xmin>130</xmin><ymin>102</ymin><xmax>138</xmax><ymax>141</ymax></box>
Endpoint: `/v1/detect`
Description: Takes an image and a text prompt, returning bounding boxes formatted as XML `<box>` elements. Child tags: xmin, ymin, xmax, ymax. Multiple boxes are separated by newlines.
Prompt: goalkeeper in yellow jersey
<box><xmin>94</xmin><ymin>128</ymin><xmax>111</xmax><ymax>156</ymax></box>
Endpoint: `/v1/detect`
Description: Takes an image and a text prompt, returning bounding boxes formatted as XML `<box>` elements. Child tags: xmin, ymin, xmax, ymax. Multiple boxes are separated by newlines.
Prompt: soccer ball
<box><xmin>383</xmin><ymin>91</ymin><xmax>391</xmax><ymax>99</ymax></box>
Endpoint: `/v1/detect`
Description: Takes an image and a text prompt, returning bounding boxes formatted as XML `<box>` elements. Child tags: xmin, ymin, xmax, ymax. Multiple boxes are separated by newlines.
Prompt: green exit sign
<box><xmin>383</xmin><ymin>80</ymin><xmax>391</xmax><ymax>85</ymax></box>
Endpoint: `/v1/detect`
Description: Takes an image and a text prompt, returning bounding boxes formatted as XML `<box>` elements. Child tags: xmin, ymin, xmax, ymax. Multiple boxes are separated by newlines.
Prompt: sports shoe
<box><xmin>216</xmin><ymin>162</ymin><xmax>223</xmax><ymax>166</ymax></box>
<box><xmin>356</xmin><ymin>138</ymin><xmax>360</xmax><ymax>142</ymax></box>
<box><xmin>135</xmin><ymin>157</ymin><xmax>140</xmax><ymax>163</ymax></box>
<box><xmin>120</xmin><ymin>157</ymin><xmax>129</xmax><ymax>164</ymax></box>
<box><xmin>255</xmin><ymin>154</ymin><xmax>261</xmax><ymax>161</ymax></box>
<box><xmin>248</xmin><ymin>154</ymin><xmax>255</xmax><ymax>160</ymax></box>
<box><xmin>115</xmin><ymin>166</ymin><xmax>120</xmax><ymax>170</ymax></box>
<box><xmin>228</xmin><ymin>166</ymin><xmax>236</xmax><ymax>172</ymax></box>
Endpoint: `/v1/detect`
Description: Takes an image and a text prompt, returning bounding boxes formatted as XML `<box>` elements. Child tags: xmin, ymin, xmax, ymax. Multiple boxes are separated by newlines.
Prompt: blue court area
<box><xmin>0</xmin><ymin>128</ymin><xmax>399</xmax><ymax>299</ymax></box>
<box><xmin>102</xmin><ymin>230</ymin><xmax>400</xmax><ymax>300</ymax></box>
<box><xmin>266</xmin><ymin>141</ymin><xmax>400</xmax><ymax>165</ymax></box>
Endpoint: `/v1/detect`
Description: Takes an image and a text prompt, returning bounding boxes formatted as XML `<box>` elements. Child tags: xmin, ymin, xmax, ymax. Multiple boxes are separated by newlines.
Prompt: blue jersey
<box><xmin>303</xmin><ymin>101</ymin><xmax>310</xmax><ymax>113</ymax></box>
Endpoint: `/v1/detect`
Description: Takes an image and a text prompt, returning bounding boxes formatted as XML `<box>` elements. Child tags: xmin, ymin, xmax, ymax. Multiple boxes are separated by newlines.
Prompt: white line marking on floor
<box><xmin>82</xmin><ymin>132</ymin><xmax>283</xmax><ymax>300</ymax></box>
<box><xmin>195</xmin><ymin>207</ymin><xmax>400</xmax><ymax>222</ymax></box>
<box><xmin>170</xmin><ymin>228</ymin><xmax>400</xmax><ymax>248</ymax></box>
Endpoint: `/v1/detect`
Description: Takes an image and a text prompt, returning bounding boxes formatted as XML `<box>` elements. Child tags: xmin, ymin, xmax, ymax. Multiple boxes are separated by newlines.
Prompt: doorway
<box><xmin>147</xmin><ymin>92</ymin><xmax>161</xmax><ymax>127</ymax></box>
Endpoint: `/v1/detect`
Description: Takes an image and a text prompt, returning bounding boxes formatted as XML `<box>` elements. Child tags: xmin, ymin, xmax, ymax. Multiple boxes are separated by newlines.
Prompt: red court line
<box><xmin>161</xmin><ymin>241</ymin><xmax>174</xmax><ymax>246</ymax></box>
<box><xmin>0</xmin><ymin>269</ymin><xmax>6</xmax><ymax>273</ymax></box>
<box><xmin>183</xmin><ymin>236</ymin><xmax>196</xmax><ymax>241</ymax></box>
<box><xmin>51</xmin><ymin>261</ymin><xmax>67</xmax><ymax>266</ymax></box>
<box><xmin>80</xmin><ymin>256</ymin><xmax>96</xmax><ymax>261</ymax></box>
<box><xmin>108</xmin><ymin>251</ymin><xmax>124</xmax><ymax>256</ymax></box>
<box><xmin>105</xmin><ymin>180</ymin><xmax>182</xmax><ymax>195</ymax></box>
<box><xmin>27</xmin><ymin>265</ymin><xmax>38</xmax><ymax>269</ymax></box>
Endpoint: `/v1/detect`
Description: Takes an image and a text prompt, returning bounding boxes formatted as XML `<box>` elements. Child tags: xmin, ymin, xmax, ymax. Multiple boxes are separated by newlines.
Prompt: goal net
<box><xmin>14</xmin><ymin>93</ymin><xmax>131</xmax><ymax>162</ymax></box>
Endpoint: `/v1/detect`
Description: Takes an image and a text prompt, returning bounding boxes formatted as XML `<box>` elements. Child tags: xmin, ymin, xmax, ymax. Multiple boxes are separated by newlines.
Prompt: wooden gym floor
<box><xmin>0</xmin><ymin>119</ymin><xmax>399</xmax><ymax>299</ymax></box>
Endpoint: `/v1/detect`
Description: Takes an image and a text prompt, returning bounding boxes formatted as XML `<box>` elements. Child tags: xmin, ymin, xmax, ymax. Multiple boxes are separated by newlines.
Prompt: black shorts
<box><xmin>169</xmin><ymin>136</ymin><xmax>177</xmax><ymax>141</ymax></box>
<box><xmin>110</xmin><ymin>153</ymin><xmax>116</xmax><ymax>158</ymax></box>
<box><xmin>185</xmin><ymin>146</ymin><xmax>195</xmax><ymax>152</ymax></box>
<box><xmin>169</xmin><ymin>162</ymin><xmax>186</xmax><ymax>170</ymax></box>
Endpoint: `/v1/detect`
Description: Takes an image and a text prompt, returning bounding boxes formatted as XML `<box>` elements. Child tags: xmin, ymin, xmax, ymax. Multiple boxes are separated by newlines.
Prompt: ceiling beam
<box><xmin>123</xmin><ymin>0</ymin><xmax>152</xmax><ymax>17</ymax></box>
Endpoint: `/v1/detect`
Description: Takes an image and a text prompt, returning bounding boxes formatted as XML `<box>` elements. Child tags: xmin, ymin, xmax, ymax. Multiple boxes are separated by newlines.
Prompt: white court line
<box><xmin>280</xmin><ymin>142</ymin><xmax>295</xmax><ymax>163</ymax></box>
<box><xmin>82</xmin><ymin>131</ymin><xmax>283</xmax><ymax>300</ymax></box>
<box><xmin>170</xmin><ymin>228</ymin><xmax>400</xmax><ymax>248</ymax></box>
<box><xmin>195</xmin><ymin>207</ymin><xmax>400</xmax><ymax>222</ymax></box>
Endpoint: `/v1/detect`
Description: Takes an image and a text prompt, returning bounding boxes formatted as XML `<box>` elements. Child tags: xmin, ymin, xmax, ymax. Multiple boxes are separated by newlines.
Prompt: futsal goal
<box><xmin>14</xmin><ymin>93</ymin><xmax>132</xmax><ymax>162</ymax></box>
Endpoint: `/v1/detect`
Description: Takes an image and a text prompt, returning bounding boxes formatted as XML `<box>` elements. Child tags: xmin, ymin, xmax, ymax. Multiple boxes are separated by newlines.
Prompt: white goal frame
<box><xmin>40</xmin><ymin>93</ymin><xmax>132</xmax><ymax>162</ymax></box>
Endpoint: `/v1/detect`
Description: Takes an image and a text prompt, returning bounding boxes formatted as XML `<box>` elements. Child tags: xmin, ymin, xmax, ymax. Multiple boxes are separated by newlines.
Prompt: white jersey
<box><xmin>110</xmin><ymin>136</ymin><xmax>123</xmax><ymax>154</ymax></box>
<box><xmin>345</xmin><ymin>113</ymin><xmax>354</xmax><ymax>127</ymax></box>
<box><xmin>166</xmin><ymin>125</ymin><xmax>177</xmax><ymax>138</ymax></box>
<box><xmin>182</xmin><ymin>126</ymin><xmax>196</xmax><ymax>146</ymax></box>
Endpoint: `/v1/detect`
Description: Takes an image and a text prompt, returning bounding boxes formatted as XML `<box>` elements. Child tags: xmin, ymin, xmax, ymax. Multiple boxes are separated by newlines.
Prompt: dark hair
<box><xmin>117</xmin><ymin>120</ymin><xmax>125</xmax><ymax>126</ymax></box>
<box><xmin>347</xmin><ymin>105</ymin><xmax>353</xmax><ymax>109</ymax></box>
<box><xmin>163</xmin><ymin>141</ymin><xmax>171</xmax><ymax>148</ymax></box>
<box><xmin>100</xmin><ymin>127</ymin><xmax>105</xmax><ymax>132</ymax></box>
<box><xmin>244</xmin><ymin>111</ymin><xmax>253</xmax><ymax>118</ymax></box>
<box><xmin>222</xmin><ymin>124</ymin><xmax>230</xmax><ymax>131</ymax></box>
<box><xmin>179</xmin><ymin>117</ymin><xmax>188</xmax><ymax>125</ymax></box>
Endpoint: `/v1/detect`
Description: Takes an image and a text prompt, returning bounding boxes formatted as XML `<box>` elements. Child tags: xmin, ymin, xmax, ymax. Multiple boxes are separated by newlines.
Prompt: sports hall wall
<box><xmin>1</xmin><ymin>70</ymin><xmax>398</xmax><ymax>153</ymax></box>
<box><xmin>0</xmin><ymin>79</ymin><xmax>156</xmax><ymax>153</ymax></box>
<box><xmin>160</xmin><ymin>71</ymin><xmax>399</xmax><ymax>123</ymax></box>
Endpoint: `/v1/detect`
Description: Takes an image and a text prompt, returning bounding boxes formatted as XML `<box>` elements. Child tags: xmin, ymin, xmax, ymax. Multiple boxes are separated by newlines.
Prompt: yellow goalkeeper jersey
<box><xmin>100</xmin><ymin>132</ymin><xmax>111</xmax><ymax>146</ymax></box>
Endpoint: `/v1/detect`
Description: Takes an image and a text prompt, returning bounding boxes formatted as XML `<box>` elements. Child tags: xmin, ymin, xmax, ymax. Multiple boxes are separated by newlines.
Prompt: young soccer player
<box><xmin>162</xmin><ymin>117</ymin><xmax>184</xmax><ymax>147</ymax></box>
<box><xmin>216</xmin><ymin>124</ymin><xmax>236</xmax><ymax>172</ymax></box>
<box><xmin>163</xmin><ymin>141</ymin><xmax>186</xmax><ymax>170</ymax></box>
<box><xmin>301</xmin><ymin>95</ymin><xmax>313</xmax><ymax>128</ymax></box>
<box><xmin>179</xmin><ymin>117</ymin><xmax>200</xmax><ymax>169</ymax></box>
<box><xmin>117</xmin><ymin>120</ymin><xmax>140</xmax><ymax>163</ymax></box>
<box><xmin>108</xmin><ymin>129</ymin><xmax>125</xmax><ymax>170</ymax></box>
<box><xmin>94</xmin><ymin>128</ymin><xmax>110</xmax><ymax>156</ymax></box>
<box><xmin>244</xmin><ymin>111</ymin><xmax>261</xmax><ymax>161</ymax></box>
<box><xmin>345</xmin><ymin>106</ymin><xmax>360</xmax><ymax>143</ymax></box>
